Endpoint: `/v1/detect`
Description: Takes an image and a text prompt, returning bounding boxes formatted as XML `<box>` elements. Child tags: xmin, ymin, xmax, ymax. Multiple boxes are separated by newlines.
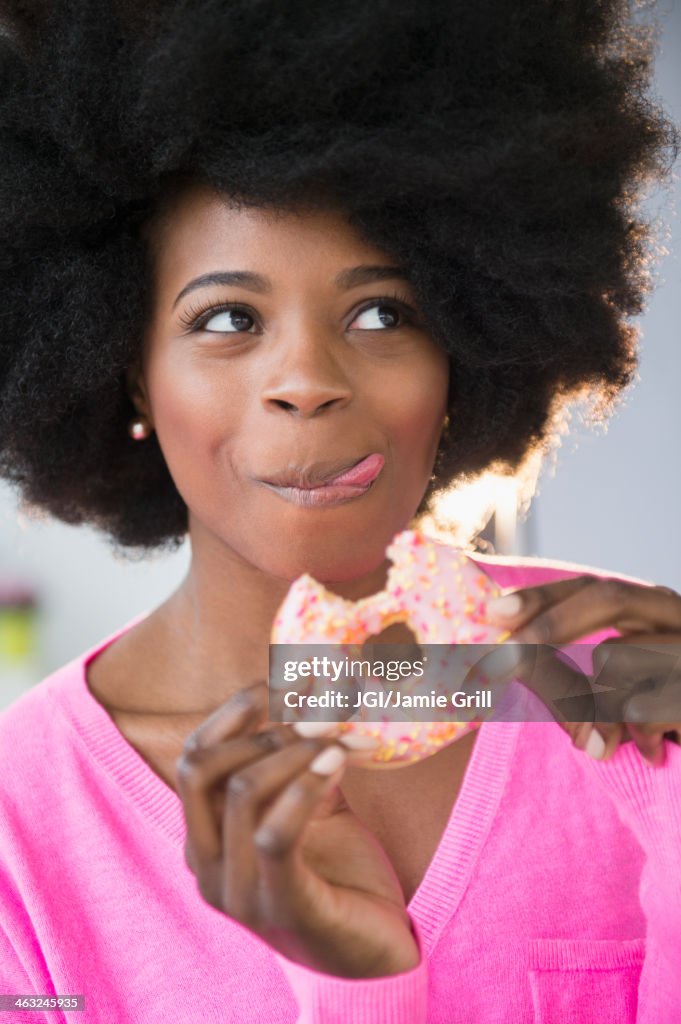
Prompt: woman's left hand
<box><xmin>479</xmin><ymin>574</ymin><xmax>681</xmax><ymax>766</ymax></box>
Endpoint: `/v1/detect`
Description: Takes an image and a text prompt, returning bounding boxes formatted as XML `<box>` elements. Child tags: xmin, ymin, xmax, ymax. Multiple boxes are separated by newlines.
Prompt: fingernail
<box><xmin>486</xmin><ymin>594</ymin><xmax>523</xmax><ymax>619</ymax></box>
<box><xmin>337</xmin><ymin>731</ymin><xmax>380</xmax><ymax>750</ymax></box>
<box><xmin>585</xmin><ymin>728</ymin><xmax>606</xmax><ymax>760</ymax></box>
<box><xmin>293</xmin><ymin>721</ymin><xmax>340</xmax><ymax>738</ymax></box>
<box><xmin>309</xmin><ymin>745</ymin><xmax>347</xmax><ymax>775</ymax></box>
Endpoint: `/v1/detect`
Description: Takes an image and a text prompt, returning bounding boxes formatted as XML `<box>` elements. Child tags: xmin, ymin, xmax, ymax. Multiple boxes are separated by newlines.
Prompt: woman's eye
<box><xmin>351</xmin><ymin>303</ymin><xmax>403</xmax><ymax>330</ymax></box>
<box><xmin>203</xmin><ymin>308</ymin><xmax>256</xmax><ymax>333</ymax></box>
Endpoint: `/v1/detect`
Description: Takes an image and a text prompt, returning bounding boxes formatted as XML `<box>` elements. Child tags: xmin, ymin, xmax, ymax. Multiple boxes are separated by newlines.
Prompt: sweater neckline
<box><xmin>408</xmin><ymin>716</ymin><xmax>520</xmax><ymax>952</ymax></box>
<box><xmin>55</xmin><ymin>614</ymin><xmax>520</xmax><ymax>953</ymax></box>
<box><xmin>59</xmin><ymin>614</ymin><xmax>188</xmax><ymax>846</ymax></box>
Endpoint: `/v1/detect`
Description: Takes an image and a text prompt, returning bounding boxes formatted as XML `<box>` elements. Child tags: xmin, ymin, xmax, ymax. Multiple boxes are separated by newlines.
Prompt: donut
<box><xmin>270</xmin><ymin>528</ymin><xmax>511</xmax><ymax>768</ymax></box>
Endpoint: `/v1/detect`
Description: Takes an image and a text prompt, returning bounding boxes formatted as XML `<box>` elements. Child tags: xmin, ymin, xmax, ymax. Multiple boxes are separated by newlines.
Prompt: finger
<box><xmin>471</xmin><ymin>642</ymin><xmax>625</xmax><ymax>766</ymax></box>
<box><xmin>474</xmin><ymin>635</ymin><xmax>675</xmax><ymax>764</ymax></box>
<box><xmin>572</xmin><ymin>722</ymin><xmax>624</xmax><ymax>761</ymax></box>
<box><xmin>177</xmin><ymin>727</ymin><xmax>296</xmax><ymax>864</ymax></box>
<box><xmin>247</xmin><ymin>745</ymin><xmax>348</xmax><ymax>918</ymax></box>
<box><xmin>624</xmin><ymin>687</ymin><xmax>681</xmax><ymax>736</ymax></box>
<box><xmin>185</xmin><ymin>681</ymin><xmax>269</xmax><ymax>752</ymax></box>
<box><xmin>491</xmin><ymin>579</ymin><xmax>681</xmax><ymax>646</ymax></box>
<box><xmin>592</xmin><ymin>636</ymin><xmax>681</xmax><ymax>723</ymax></box>
<box><xmin>221</xmin><ymin>738</ymin><xmax>336</xmax><ymax>920</ymax></box>
<box><xmin>577</xmin><ymin>637</ymin><xmax>681</xmax><ymax>765</ymax></box>
<box><xmin>478</xmin><ymin>642</ymin><xmax>629</xmax><ymax>761</ymax></box>
<box><xmin>486</xmin><ymin>575</ymin><xmax>593</xmax><ymax>627</ymax></box>
<box><xmin>487</xmin><ymin>578</ymin><xmax>681</xmax><ymax>631</ymax></box>
<box><xmin>474</xmin><ymin>640</ymin><xmax>598</xmax><ymax>727</ymax></box>
<box><xmin>625</xmin><ymin>723</ymin><xmax>667</xmax><ymax>767</ymax></box>
<box><xmin>591</xmin><ymin>640</ymin><xmax>665</xmax><ymax>722</ymax></box>
<box><xmin>456</xmin><ymin>641</ymin><xmax>528</xmax><ymax>716</ymax></box>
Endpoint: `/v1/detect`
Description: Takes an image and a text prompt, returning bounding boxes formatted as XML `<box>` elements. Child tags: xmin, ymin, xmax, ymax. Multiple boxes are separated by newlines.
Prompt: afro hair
<box><xmin>0</xmin><ymin>0</ymin><xmax>677</xmax><ymax>552</ymax></box>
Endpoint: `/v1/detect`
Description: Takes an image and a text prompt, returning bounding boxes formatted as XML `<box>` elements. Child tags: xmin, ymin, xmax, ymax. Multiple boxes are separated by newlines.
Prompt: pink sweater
<box><xmin>1</xmin><ymin>552</ymin><xmax>680</xmax><ymax>1023</ymax></box>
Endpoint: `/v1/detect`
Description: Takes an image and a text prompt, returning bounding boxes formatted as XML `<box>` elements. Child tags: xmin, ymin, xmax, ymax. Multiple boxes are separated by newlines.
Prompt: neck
<box><xmin>145</xmin><ymin>520</ymin><xmax>395</xmax><ymax>714</ymax></box>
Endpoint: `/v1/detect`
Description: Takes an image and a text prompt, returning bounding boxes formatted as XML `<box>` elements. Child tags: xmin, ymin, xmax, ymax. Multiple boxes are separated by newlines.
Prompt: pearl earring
<box><xmin>128</xmin><ymin>416</ymin><xmax>152</xmax><ymax>441</ymax></box>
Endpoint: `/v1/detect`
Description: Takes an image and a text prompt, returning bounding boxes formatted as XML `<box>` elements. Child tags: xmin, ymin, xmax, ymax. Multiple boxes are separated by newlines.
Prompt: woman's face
<box><xmin>135</xmin><ymin>185</ymin><xmax>450</xmax><ymax>583</ymax></box>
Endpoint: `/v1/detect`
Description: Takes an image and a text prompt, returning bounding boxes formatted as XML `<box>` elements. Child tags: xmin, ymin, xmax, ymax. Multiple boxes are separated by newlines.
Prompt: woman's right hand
<box><xmin>175</xmin><ymin>682</ymin><xmax>420</xmax><ymax>979</ymax></box>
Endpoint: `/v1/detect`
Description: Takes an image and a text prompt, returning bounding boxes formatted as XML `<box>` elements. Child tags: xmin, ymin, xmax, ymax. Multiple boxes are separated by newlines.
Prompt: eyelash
<box><xmin>177</xmin><ymin>291</ymin><xmax>420</xmax><ymax>334</ymax></box>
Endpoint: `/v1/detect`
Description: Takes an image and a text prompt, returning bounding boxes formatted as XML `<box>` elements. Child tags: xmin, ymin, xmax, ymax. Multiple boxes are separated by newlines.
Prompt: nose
<box><xmin>261</xmin><ymin>329</ymin><xmax>353</xmax><ymax>418</ymax></box>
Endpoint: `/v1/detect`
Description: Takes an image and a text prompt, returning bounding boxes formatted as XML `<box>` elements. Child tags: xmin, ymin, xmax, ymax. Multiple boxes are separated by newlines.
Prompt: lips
<box><xmin>262</xmin><ymin>453</ymin><xmax>385</xmax><ymax>490</ymax></box>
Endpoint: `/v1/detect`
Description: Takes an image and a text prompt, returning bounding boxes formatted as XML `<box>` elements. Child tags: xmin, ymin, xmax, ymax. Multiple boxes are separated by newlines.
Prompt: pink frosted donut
<box><xmin>271</xmin><ymin>528</ymin><xmax>510</xmax><ymax>768</ymax></box>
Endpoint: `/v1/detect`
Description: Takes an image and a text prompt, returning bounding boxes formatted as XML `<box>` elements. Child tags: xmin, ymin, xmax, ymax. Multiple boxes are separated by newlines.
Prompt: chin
<box><xmin>261</xmin><ymin>526</ymin><xmax>389</xmax><ymax>582</ymax></box>
<box><xmin>272</xmin><ymin>547</ymin><xmax>385</xmax><ymax>586</ymax></box>
<box><xmin>230</xmin><ymin>503</ymin><xmax>413</xmax><ymax>583</ymax></box>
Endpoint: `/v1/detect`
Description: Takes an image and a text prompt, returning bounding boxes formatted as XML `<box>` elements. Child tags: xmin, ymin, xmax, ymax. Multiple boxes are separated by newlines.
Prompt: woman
<box><xmin>0</xmin><ymin>1</ymin><xmax>679</xmax><ymax>1021</ymax></box>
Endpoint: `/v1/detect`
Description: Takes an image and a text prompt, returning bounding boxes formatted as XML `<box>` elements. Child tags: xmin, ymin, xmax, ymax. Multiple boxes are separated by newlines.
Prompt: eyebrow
<box><xmin>334</xmin><ymin>265</ymin><xmax>408</xmax><ymax>290</ymax></box>
<box><xmin>173</xmin><ymin>271</ymin><xmax>270</xmax><ymax>309</ymax></box>
<box><xmin>172</xmin><ymin>264</ymin><xmax>408</xmax><ymax>309</ymax></box>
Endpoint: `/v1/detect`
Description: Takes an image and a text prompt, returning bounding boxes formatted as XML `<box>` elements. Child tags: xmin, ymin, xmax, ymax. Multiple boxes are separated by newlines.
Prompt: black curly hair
<box><xmin>0</xmin><ymin>0</ymin><xmax>677</xmax><ymax>553</ymax></box>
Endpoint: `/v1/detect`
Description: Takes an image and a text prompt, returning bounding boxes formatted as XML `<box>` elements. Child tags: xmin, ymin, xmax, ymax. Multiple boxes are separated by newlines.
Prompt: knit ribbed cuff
<box><xmin>272</xmin><ymin>916</ymin><xmax>428</xmax><ymax>1024</ymax></box>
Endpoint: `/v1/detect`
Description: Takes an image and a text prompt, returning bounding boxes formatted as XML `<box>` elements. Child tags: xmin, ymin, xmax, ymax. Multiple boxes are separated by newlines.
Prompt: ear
<box><xmin>125</xmin><ymin>361</ymin><xmax>153</xmax><ymax>423</ymax></box>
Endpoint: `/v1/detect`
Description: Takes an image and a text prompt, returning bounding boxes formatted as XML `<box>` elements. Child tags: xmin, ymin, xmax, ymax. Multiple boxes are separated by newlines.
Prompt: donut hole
<box><xmin>360</xmin><ymin>620</ymin><xmax>423</xmax><ymax>664</ymax></box>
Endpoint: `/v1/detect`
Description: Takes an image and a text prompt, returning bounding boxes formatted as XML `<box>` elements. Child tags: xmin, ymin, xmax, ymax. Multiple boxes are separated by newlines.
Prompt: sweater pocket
<box><xmin>527</xmin><ymin>937</ymin><xmax>645</xmax><ymax>1024</ymax></box>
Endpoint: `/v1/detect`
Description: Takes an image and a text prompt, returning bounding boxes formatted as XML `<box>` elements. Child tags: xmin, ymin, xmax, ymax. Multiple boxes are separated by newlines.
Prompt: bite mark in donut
<box><xmin>271</xmin><ymin>528</ymin><xmax>511</xmax><ymax>768</ymax></box>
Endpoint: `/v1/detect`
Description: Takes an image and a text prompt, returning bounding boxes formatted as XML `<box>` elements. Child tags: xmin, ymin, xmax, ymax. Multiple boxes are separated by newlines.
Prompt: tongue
<box><xmin>324</xmin><ymin>453</ymin><xmax>385</xmax><ymax>487</ymax></box>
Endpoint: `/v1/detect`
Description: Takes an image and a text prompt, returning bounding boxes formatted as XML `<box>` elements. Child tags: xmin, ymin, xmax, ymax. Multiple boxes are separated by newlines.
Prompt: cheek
<box><xmin>145</xmin><ymin>353</ymin><xmax>241</xmax><ymax>473</ymax></box>
<box><xmin>386</xmin><ymin>352</ymin><xmax>449</xmax><ymax>454</ymax></box>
